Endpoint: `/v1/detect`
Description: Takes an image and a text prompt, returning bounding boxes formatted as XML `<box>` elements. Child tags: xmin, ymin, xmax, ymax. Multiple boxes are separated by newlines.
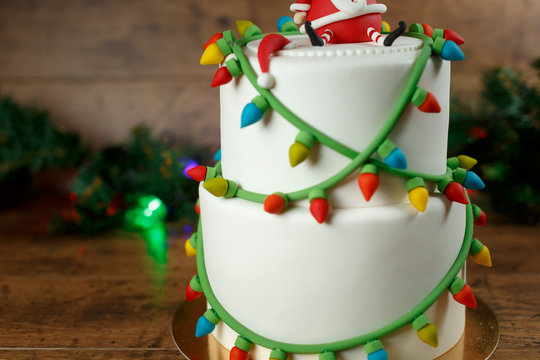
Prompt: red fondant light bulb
<box><xmin>203</xmin><ymin>32</ymin><xmax>224</xmax><ymax>49</ymax></box>
<box><xmin>186</xmin><ymin>165</ymin><xmax>207</xmax><ymax>182</ymax></box>
<box><xmin>444</xmin><ymin>182</ymin><xmax>469</xmax><ymax>205</ymax></box>
<box><xmin>422</xmin><ymin>23</ymin><xmax>434</xmax><ymax>37</ymax></box>
<box><xmin>444</xmin><ymin>29</ymin><xmax>465</xmax><ymax>45</ymax></box>
<box><xmin>186</xmin><ymin>283</ymin><xmax>203</xmax><ymax>302</ymax></box>
<box><xmin>195</xmin><ymin>201</ymin><xmax>201</xmax><ymax>215</ymax></box>
<box><xmin>474</xmin><ymin>210</ymin><xmax>487</xmax><ymax>226</ymax></box>
<box><xmin>230</xmin><ymin>346</ymin><xmax>249</xmax><ymax>360</ymax></box>
<box><xmin>453</xmin><ymin>284</ymin><xmax>477</xmax><ymax>309</ymax></box>
<box><xmin>211</xmin><ymin>67</ymin><xmax>233</xmax><ymax>87</ymax></box>
<box><xmin>310</xmin><ymin>198</ymin><xmax>329</xmax><ymax>224</ymax></box>
<box><xmin>418</xmin><ymin>92</ymin><xmax>441</xmax><ymax>113</ymax></box>
<box><xmin>358</xmin><ymin>172</ymin><xmax>380</xmax><ymax>202</ymax></box>
<box><xmin>264</xmin><ymin>194</ymin><xmax>287</xmax><ymax>214</ymax></box>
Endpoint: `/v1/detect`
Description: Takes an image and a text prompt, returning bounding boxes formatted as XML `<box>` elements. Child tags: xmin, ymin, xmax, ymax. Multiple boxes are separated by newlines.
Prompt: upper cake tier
<box><xmin>220</xmin><ymin>35</ymin><xmax>450</xmax><ymax>209</ymax></box>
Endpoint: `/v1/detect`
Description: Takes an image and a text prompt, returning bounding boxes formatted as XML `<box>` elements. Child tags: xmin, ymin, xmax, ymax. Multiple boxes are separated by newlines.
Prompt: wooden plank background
<box><xmin>0</xmin><ymin>0</ymin><xmax>539</xmax><ymax>149</ymax></box>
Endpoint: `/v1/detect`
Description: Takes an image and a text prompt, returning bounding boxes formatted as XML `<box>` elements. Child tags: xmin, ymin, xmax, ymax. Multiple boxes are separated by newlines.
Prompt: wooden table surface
<box><xmin>0</xmin><ymin>193</ymin><xmax>538</xmax><ymax>359</ymax></box>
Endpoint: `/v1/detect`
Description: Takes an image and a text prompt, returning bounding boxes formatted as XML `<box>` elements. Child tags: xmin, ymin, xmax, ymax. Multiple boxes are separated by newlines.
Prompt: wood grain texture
<box><xmin>0</xmin><ymin>193</ymin><xmax>539</xmax><ymax>358</ymax></box>
<box><xmin>1</xmin><ymin>0</ymin><xmax>538</xmax><ymax>148</ymax></box>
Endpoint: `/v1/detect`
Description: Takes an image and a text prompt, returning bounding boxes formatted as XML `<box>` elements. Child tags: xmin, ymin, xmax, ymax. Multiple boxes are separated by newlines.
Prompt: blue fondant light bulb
<box><xmin>385</xmin><ymin>148</ymin><xmax>408</xmax><ymax>169</ymax></box>
<box><xmin>441</xmin><ymin>40</ymin><xmax>465</xmax><ymax>61</ymax></box>
<box><xmin>241</xmin><ymin>102</ymin><xmax>264</xmax><ymax>128</ymax></box>
<box><xmin>464</xmin><ymin>171</ymin><xmax>485</xmax><ymax>190</ymax></box>
<box><xmin>276</xmin><ymin>16</ymin><xmax>296</xmax><ymax>32</ymax></box>
<box><xmin>214</xmin><ymin>148</ymin><xmax>222</xmax><ymax>161</ymax></box>
<box><xmin>195</xmin><ymin>315</ymin><xmax>215</xmax><ymax>337</ymax></box>
<box><xmin>367</xmin><ymin>349</ymin><xmax>389</xmax><ymax>360</ymax></box>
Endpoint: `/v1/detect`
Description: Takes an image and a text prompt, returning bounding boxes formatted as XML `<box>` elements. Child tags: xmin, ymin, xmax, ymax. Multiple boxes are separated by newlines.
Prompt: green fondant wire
<box><xmin>196</xmin><ymin>199</ymin><xmax>474</xmax><ymax>354</ymax></box>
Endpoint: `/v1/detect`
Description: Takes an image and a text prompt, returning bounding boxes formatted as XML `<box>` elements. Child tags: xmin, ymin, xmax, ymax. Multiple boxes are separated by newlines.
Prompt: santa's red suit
<box><xmin>291</xmin><ymin>0</ymin><xmax>387</xmax><ymax>44</ymax></box>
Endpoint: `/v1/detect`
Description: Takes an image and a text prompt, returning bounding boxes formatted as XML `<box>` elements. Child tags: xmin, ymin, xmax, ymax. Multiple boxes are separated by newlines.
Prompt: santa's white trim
<box><xmin>290</xmin><ymin>4</ymin><xmax>311</xmax><ymax>12</ymax></box>
<box><xmin>299</xmin><ymin>4</ymin><xmax>387</xmax><ymax>33</ymax></box>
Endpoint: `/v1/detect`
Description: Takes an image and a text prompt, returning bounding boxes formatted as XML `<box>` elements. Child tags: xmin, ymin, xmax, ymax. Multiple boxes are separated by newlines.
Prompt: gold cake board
<box><xmin>171</xmin><ymin>298</ymin><xmax>499</xmax><ymax>359</ymax></box>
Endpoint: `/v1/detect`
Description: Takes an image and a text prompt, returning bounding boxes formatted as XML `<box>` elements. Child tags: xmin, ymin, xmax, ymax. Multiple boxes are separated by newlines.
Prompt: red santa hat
<box><xmin>256</xmin><ymin>34</ymin><xmax>296</xmax><ymax>89</ymax></box>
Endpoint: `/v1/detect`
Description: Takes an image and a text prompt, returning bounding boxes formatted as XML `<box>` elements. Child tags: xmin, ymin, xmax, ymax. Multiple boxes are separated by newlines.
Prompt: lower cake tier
<box><xmin>198</xmin><ymin>187</ymin><xmax>468</xmax><ymax>358</ymax></box>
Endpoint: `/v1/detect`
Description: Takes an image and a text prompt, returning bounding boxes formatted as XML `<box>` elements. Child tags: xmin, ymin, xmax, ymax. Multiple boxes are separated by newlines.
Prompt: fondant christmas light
<box><xmin>470</xmin><ymin>238</ymin><xmax>493</xmax><ymax>267</ymax></box>
<box><xmin>406</xmin><ymin>177</ymin><xmax>429</xmax><ymax>212</ymax></box>
<box><xmin>186</xmin><ymin>165</ymin><xmax>216</xmax><ymax>182</ymax></box>
<box><xmin>241</xmin><ymin>96</ymin><xmax>270</xmax><ymax>128</ymax></box>
<box><xmin>195</xmin><ymin>199</ymin><xmax>201</xmax><ymax>215</ymax></box>
<box><xmin>438</xmin><ymin>177</ymin><xmax>469</xmax><ymax>204</ymax></box>
<box><xmin>212</xmin><ymin>57</ymin><xmax>243</xmax><ymax>87</ymax></box>
<box><xmin>365</xmin><ymin>340</ymin><xmax>388</xmax><ymax>360</ymax></box>
<box><xmin>269</xmin><ymin>348</ymin><xmax>288</xmax><ymax>360</ymax></box>
<box><xmin>409</xmin><ymin>23</ymin><xmax>465</xmax><ymax>45</ymax></box>
<box><xmin>185</xmin><ymin>234</ymin><xmax>197</xmax><ymax>257</ymax></box>
<box><xmin>447</xmin><ymin>155</ymin><xmax>477</xmax><ymax>171</ymax></box>
<box><xmin>186</xmin><ymin>275</ymin><xmax>203</xmax><ymax>301</ymax></box>
<box><xmin>472</xmin><ymin>204</ymin><xmax>487</xmax><ymax>226</ymax></box>
<box><xmin>182</xmin><ymin>159</ymin><xmax>199</xmax><ymax>179</ymax></box>
<box><xmin>411</xmin><ymin>87</ymin><xmax>441</xmax><ymax>113</ymax></box>
<box><xmin>236</xmin><ymin>20</ymin><xmax>262</xmax><ymax>38</ymax></box>
<box><xmin>203</xmin><ymin>32</ymin><xmax>224</xmax><ymax>50</ymax></box>
<box><xmin>201</xmin><ymin>43</ymin><xmax>226</xmax><ymax>65</ymax></box>
<box><xmin>309</xmin><ymin>189</ymin><xmax>329</xmax><ymax>224</ymax></box>
<box><xmin>412</xmin><ymin>314</ymin><xmax>439</xmax><ymax>348</ymax></box>
<box><xmin>381</xmin><ymin>21</ymin><xmax>391</xmax><ymax>33</ymax></box>
<box><xmin>432</xmin><ymin>37</ymin><xmax>465</xmax><ymax>61</ymax></box>
<box><xmin>203</xmin><ymin>177</ymin><xmax>239</xmax><ymax>198</ymax></box>
<box><xmin>449</xmin><ymin>277</ymin><xmax>477</xmax><ymax>309</ymax></box>
<box><xmin>432</xmin><ymin>28</ymin><xmax>465</xmax><ymax>45</ymax></box>
<box><xmin>377</xmin><ymin>139</ymin><xmax>408</xmax><ymax>169</ymax></box>
<box><xmin>318</xmin><ymin>351</ymin><xmax>337</xmax><ymax>360</ymax></box>
<box><xmin>264</xmin><ymin>193</ymin><xmax>288</xmax><ymax>214</ymax></box>
<box><xmin>195</xmin><ymin>309</ymin><xmax>221</xmax><ymax>337</ymax></box>
<box><xmin>214</xmin><ymin>148</ymin><xmax>222</xmax><ymax>161</ymax></box>
<box><xmin>409</xmin><ymin>23</ymin><xmax>434</xmax><ymax>37</ymax></box>
<box><xmin>276</xmin><ymin>16</ymin><xmax>297</xmax><ymax>33</ymax></box>
<box><xmin>212</xmin><ymin>68</ymin><xmax>232</xmax><ymax>88</ymax></box>
<box><xmin>230</xmin><ymin>336</ymin><xmax>252</xmax><ymax>360</ymax></box>
<box><xmin>453</xmin><ymin>168</ymin><xmax>485</xmax><ymax>190</ymax></box>
<box><xmin>358</xmin><ymin>164</ymin><xmax>380</xmax><ymax>201</ymax></box>
<box><xmin>289</xmin><ymin>131</ymin><xmax>315</xmax><ymax>167</ymax></box>
<box><xmin>201</xmin><ymin>37</ymin><xmax>233</xmax><ymax>65</ymax></box>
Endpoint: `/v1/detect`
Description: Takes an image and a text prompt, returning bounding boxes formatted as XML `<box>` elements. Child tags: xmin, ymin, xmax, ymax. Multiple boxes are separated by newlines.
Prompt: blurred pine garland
<box><xmin>51</xmin><ymin>126</ymin><xmax>207</xmax><ymax>234</ymax></box>
<box><xmin>0</xmin><ymin>96</ymin><xmax>86</xmax><ymax>182</ymax></box>
<box><xmin>449</xmin><ymin>59</ymin><xmax>540</xmax><ymax>224</ymax></box>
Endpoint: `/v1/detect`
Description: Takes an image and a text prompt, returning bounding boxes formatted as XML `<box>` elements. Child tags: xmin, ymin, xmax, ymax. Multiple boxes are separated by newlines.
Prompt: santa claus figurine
<box><xmin>291</xmin><ymin>0</ymin><xmax>405</xmax><ymax>46</ymax></box>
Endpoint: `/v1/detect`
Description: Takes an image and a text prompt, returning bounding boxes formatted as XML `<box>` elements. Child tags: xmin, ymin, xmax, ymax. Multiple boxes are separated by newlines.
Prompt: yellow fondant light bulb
<box><xmin>185</xmin><ymin>238</ymin><xmax>197</xmax><ymax>257</ymax></box>
<box><xmin>458</xmin><ymin>155</ymin><xmax>477</xmax><ymax>170</ymax></box>
<box><xmin>417</xmin><ymin>323</ymin><xmax>439</xmax><ymax>348</ymax></box>
<box><xmin>200</xmin><ymin>43</ymin><xmax>225</xmax><ymax>65</ymax></box>
<box><xmin>409</xmin><ymin>187</ymin><xmax>429</xmax><ymax>212</ymax></box>
<box><xmin>203</xmin><ymin>177</ymin><xmax>229</xmax><ymax>197</ymax></box>
<box><xmin>471</xmin><ymin>246</ymin><xmax>492</xmax><ymax>267</ymax></box>
<box><xmin>236</xmin><ymin>20</ymin><xmax>254</xmax><ymax>37</ymax></box>
<box><xmin>289</xmin><ymin>142</ymin><xmax>310</xmax><ymax>167</ymax></box>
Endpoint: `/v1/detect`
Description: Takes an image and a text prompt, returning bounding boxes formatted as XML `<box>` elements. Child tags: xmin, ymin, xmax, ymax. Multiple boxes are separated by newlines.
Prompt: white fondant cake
<box><xmin>186</xmin><ymin>15</ymin><xmax>486</xmax><ymax>360</ymax></box>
